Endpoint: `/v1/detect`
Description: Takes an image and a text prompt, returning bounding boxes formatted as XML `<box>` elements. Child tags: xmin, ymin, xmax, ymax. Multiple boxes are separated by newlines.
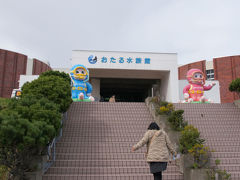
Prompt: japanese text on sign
<box><xmin>88</xmin><ymin>55</ymin><xmax>151</xmax><ymax>65</ymax></box>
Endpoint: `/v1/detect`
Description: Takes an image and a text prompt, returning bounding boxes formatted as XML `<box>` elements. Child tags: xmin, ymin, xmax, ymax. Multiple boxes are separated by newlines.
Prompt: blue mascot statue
<box><xmin>70</xmin><ymin>64</ymin><xmax>95</xmax><ymax>102</ymax></box>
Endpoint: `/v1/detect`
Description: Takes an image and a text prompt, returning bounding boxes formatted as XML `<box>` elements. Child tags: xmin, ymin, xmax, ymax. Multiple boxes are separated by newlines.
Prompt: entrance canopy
<box><xmin>100</xmin><ymin>78</ymin><xmax>157</xmax><ymax>102</ymax></box>
<box><xmin>72</xmin><ymin>50</ymin><xmax>179</xmax><ymax>102</ymax></box>
<box><xmin>89</xmin><ymin>68</ymin><xmax>169</xmax><ymax>102</ymax></box>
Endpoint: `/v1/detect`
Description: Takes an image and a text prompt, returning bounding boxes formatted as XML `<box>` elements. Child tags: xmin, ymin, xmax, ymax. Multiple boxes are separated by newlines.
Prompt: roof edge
<box><xmin>72</xmin><ymin>49</ymin><xmax>177</xmax><ymax>55</ymax></box>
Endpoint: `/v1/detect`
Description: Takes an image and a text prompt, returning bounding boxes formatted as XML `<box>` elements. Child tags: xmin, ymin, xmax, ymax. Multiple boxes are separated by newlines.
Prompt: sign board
<box><xmin>88</xmin><ymin>55</ymin><xmax>151</xmax><ymax>65</ymax></box>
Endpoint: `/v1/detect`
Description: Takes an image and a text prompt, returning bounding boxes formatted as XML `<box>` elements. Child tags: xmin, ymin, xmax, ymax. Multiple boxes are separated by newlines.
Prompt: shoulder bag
<box><xmin>145</xmin><ymin>131</ymin><xmax>158</xmax><ymax>159</ymax></box>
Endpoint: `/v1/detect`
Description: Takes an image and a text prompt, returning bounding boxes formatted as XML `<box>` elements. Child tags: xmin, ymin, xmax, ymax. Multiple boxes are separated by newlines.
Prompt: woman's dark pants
<box><xmin>153</xmin><ymin>172</ymin><xmax>162</xmax><ymax>180</ymax></box>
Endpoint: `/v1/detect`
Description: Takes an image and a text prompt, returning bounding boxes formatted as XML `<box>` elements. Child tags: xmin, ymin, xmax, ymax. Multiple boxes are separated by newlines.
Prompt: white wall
<box><xmin>206</xmin><ymin>61</ymin><xmax>213</xmax><ymax>70</ymax></box>
<box><xmin>26</xmin><ymin>58</ymin><xmax>33</xmax><ymax>75</ymax></box>
<box><xmin>72</xmin><ymin>50</ymin><xmax>177</xmax><ymax>71</ymax></box>
<box><xmin>178</xmin><ymin>80</ymin><xmax>221</xmax><ymax>103</ymax></box>
<box><xmin>72</xmin><ymin>50</ymin><xmax>179</xmax><ymax>102</ymax></box>
<box><xmin>19</xmin><ymin>75</ymin><xmax>39</xmax><ymax>88</ymax></box>
<box><xmin>53</xmin><ymin>68</ymin><xmax>70</xmax><ymax>73</ymax></box>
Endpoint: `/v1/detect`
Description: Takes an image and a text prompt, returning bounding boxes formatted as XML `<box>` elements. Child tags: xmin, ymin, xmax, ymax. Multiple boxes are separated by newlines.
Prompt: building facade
<box><xmin>3</xmin><ymin>48</ymin><xmax>239</xmax><ymax>103</ymax></box>
<box><xmin>0</xmin><ymin>49</ymin><xmax>51</xmax><ymax>98</ymax></box>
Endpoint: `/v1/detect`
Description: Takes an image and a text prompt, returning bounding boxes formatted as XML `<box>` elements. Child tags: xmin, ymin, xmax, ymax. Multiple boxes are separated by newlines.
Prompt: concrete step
<box><xmin>210</xmin><ymin>158</ymin><xmax>240</xmax><ymax>165</ymax></box>
<box><xmin>43</xmin><ymin>173</ymin><xmax>183</xmax><ymax>180</ymax></box>
<box><xmin>59</xmin><ymin>137</ymin><xmax>146</xmax><ymax>142</ymax></box>
<box><xmin>44</xmin><ymin>102</ymin><xmax>183</xmax><ymax>179</ymax></box>
<box><xmin>53</xmin><ymin>160</ymin><xmax>149</xmax><ymax>167</ymax></box>
<box><xmin>55</xmin><ymin>141</ymin><xmax>240</xmax><ymax>150</ymax></box>
<box><xmin>218</xmin><ymin>164</ymin><xmax>240</xmax><ymax>172</ymax></box>
<box><xmin>56</xmin><ymin>142</ymin><xmax>140</xmax><ymax>148</ymax></box>
<box><xmin>62</xmin><ymin>130</ymin><xmax>149</xmax><ymax>134</ymax></box>
<box><xmin>211</xmin><ymin>152</ymin><xmax>240</xmax><ymax>158</ymax></box>
<box><xmin>55</xmin><ymin>152</ymin><xmax>146</xmax><ymax>160</ymax></box>
<box><xmin>55</xmin><ymin>147</ymin><xmax>146</xmax><ymax>153</ymax></box>
<box><xmin>206</xmin><ymin>141</ymin><xmax>240</xmax><ymax>146</ymax></box>
<box><xmin>53</xmin><ymin>160</ymin><xmax>179</xmax><ymax>168</ymax></box>
<box><xmin>47</xmin><ymin>166</ymin><xmax>179</xmax><ymax>174</ymax></box>
<box><xmin>175</xmin><ymin>103</ymin><xmax>240</xmax><ymax>179</ymax></box>
<box><xmin>204</xmin><ymin>137</ymin><xmax>240</xmax><ymax>141</ymax></box>
<box><xmin>63</xmin><ymin>122</ymin><xmax>151</xmax><ymax>126</ymax></box>
<box><xmin>44</xmin><ymin>102</ymin><xmax>240</xmax><ymax>179</ymax></box>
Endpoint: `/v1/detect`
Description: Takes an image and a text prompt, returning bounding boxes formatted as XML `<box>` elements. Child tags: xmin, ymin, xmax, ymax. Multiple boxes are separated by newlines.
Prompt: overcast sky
<box><xmin>0</xmin><ymin>0</ymin><xmax>240</xmax><ymax>68</ymax></box>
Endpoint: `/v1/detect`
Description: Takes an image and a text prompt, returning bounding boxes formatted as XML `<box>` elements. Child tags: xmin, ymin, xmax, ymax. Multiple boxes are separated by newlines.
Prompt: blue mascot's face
<box><xmin>71</xmin><ymin>65</ymin><xmax>89</xmax><ymax>81</ymax></box>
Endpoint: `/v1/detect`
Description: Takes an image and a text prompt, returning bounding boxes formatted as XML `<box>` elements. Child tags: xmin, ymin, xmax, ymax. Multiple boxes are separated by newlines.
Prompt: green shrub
<box><xmin>159</xmin><ymin>101</ymin><xmax>169</xmax><ymax>107</ymax></box>
<box><xmin>22</xmin><ymin>76</ymin><xmax>72</xmax><ymax>113</ymax></box>
<box><xmin>167</xmin><ymin>110</ymin><xmax>187</xmax><ymax>131</ymax></box>
<box><xmin>0</xmin><ymin>98</ymin><xmax>11</xmax><ymax>111</ymax></box>
<box><xmin>218</xmin><ymin>170</ymin><xmax>231</xmax><ymax>180</ymax></box>
<box><xmin>158</xmin><ymin>106</ymin><xmax>170</xmax><ymax>115</ymax></box>
<box><xmin>0</xmin><ymin>165</ymin><xmax>8</xmax><ymax>180</ymax></box>
<box><xmin>229</xmin><ymin>78</ymin><xmax>240</xmax><ymax>97</ymax></box>
<box><xmin>207</xmin><ymin>159</ymin><xmax>231</xmax><ymax>180</ymax></box>
<box><xmin>7</xmin><ymin>95</ymin><xmax>62</xmax><ymax>140</ymax></box>
<box><xmin>40</xmin><ymin>70</ymin><xmax>71</xmax><ymax>84</ymax></box>
<box><xmin>215</xmin><ymin>159</ymin><xmax>221</xmax><ymax>166</ymax></box>
<box><xmin>166</xmin><ymin>103</ymin><xmax>174</xmax><ymax>111</ymax></box>
<box><xmin>179</xmin><ymin>125</ymin><xmax>205</xmax><ymax>154</ymax></box>
<box><xmin>156</xmin><ymin>102</ymin><xmax>174</xmax><ymax>115</ymax></box>
<box><xmin>0</xmin><ymin>95</ymin><xmax>61</xmax><ymax>178</ymax></box>
<box><xmin>188</xmin><ymin>144</ymin><xmax>210</xmax><ymax>168</ymax></box>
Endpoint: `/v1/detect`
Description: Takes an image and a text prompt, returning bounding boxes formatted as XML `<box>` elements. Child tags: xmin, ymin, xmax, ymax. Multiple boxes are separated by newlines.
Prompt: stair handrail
<box><xmin>42</xmin><ymin>112</ymin><xmax>67</xmax><ymax>174</ymax></box>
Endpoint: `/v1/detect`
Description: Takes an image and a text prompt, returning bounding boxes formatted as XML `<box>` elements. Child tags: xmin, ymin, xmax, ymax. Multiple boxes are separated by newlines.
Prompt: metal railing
<box><xmin>42</xmin><ymin>112</ymin><xmax>67</xmax><ymax>174</ymax></box>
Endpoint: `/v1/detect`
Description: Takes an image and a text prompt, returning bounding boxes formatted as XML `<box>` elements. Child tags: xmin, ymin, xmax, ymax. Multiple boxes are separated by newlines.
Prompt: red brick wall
<box><xmin>0</xmin><ymin>49</ymin><xmax>27</xmax><ymax>97</ymax></box>
<box><xmin>0</xmin><ymin>49</ymin><xmax>52</xmax><ymax>98</ymax></box>
<box><xmin>32</xmin><ymin>59</ymin><xmax>51</xmax><ymax>75</ymax></box>
<box><xmin>214</xmin><ymin>56</ymin><xmax>240</xmax><ymax>103</ymax></box>
<box><xmin>178</xmin><ymin>60</ymin><xmax>206</xmax><ymax>80</ymax></box>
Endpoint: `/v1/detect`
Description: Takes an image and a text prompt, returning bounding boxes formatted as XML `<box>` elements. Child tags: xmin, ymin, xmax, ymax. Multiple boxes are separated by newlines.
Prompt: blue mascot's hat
<box><xmin>70</xmin><ymin>64</ymin><xmax>89</xmax><ymax>82</ymax></box>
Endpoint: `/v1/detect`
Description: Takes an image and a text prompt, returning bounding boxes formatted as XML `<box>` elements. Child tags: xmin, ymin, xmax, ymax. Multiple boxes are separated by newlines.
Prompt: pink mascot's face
<box><xmin>187</xmin><ymin>69</ymin><xmax>205</xmax><ymax>85</ymax></box>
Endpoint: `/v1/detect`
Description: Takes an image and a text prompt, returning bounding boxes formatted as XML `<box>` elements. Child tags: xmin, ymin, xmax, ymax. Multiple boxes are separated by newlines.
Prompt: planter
<box><xmin>24</xmin><ymin>155</ymin><xmax>48</xmax><ymax>180</ymax></box>
<box><xmin>213</xmin><ymin>172</ymin><xmax>228</xmax><ymax>180</ymax></box>
<box><xmin>217</xmin><ymin>173</ymin><xmax>225</xmax><ymax>180</ymax></box>
<box><xmin>234</xmin><ymin>99</ymin><xmax>240</xmax><ymax>109</ymax></box>
<box><xmin>183</xmin><ymin>153</ymin><xmax>210</xmax><ymax>169</ymax></box>
<box><xmin>25</xmin><ymin>171</ymin><xmax>42</xmax><ymax>180</ymax></box>
<box><xmin>184</xmin><ymin>168</ymin><xmax>208</xmax><ymax>180</ymax></box>
<box><xmin>145</xmin><ymin>99</ymin><xmax>170</xmax><ymax>130</ymax></box>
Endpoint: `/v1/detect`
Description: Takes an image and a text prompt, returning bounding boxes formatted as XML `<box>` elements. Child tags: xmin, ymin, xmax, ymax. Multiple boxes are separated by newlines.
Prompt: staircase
<box><xmin>43</xmin><ymin>102</ymin><xmax>183</xmax><ymax>180</ymax></box>
<box><xmin>174</xmin><ymin>103</ymin><xmax>240</xmax><ymax>180</ymax></box>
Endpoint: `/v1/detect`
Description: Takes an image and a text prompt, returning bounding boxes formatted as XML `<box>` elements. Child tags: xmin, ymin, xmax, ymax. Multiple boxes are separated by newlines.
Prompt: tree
<box><xmin>229</xmin><ymin>78</ymin><xmax>240</xmax><ymax>97</ymax></box>
<box><xmin>0</xmin><ymin>98</ymin><xmax>11</xmax><ymax>111</ymax></box>
<box><xmin>40</xmin><ymin>70</ymin><xmax>71</xmax><ymax>84</ymax></box>
<box><xmin>0</xmin><ymin>95</ymin><xmax>61</xmax><ymax>178</ymax></box>
<box><xmin>0</xmin><ymin>165</ymin><xmax>8</xmax><ymax>180</ymax></box>
<box><xmin>21</xmin><ymin>76</ymin><xmax>72</xmax><ymax>113</ymax></box>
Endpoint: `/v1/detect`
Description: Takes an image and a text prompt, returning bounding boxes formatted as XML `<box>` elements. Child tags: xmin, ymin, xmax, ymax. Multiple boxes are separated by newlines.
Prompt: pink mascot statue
<box><xmin>183</xmin><ymin>69</ymin><xmax>216</xmax><ymax>103</ymax></box>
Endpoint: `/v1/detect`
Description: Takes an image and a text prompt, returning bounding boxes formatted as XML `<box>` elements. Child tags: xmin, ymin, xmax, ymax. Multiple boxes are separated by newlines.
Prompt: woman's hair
<box><xmin>147</xmin><ymin>122</ymin><xmax>160</xmax><ymax>130</ymax></box>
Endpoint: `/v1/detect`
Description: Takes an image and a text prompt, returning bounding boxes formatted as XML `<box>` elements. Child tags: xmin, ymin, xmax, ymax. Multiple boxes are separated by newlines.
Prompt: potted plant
<box><xmin>206</xmin><ymin>159</ymin><xmax>231</xmax><ymax>180</ymax></box>
<box><xmin>178</xmin><ymin>125</ymin><xmax>208</xmax><ymax>180</ymax></box>
<box><xmin>183</xmin><ymin>144</ymin><xmax>210</xmax><ymax>180</ymax></box>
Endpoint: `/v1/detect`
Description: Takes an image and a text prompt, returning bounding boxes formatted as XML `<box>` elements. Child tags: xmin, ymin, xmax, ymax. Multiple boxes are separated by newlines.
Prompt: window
<box><xmin>206</xmin><ymin>69</ymin><xmax>214</xmax><ymax>80</ymax></box>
